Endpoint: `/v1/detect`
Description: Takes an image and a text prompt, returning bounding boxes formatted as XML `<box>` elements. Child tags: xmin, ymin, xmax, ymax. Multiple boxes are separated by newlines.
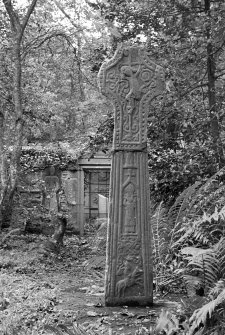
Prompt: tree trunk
<box><xmin>52</xmin><ymin>213</ymin><xmax>67</xmax><ymax>248</ymax></box>
<box><xmin>1</xmin><ymin>190</ymin><xmax>15</xmax><ymax>229</ymax></box>
<box><xmin>205</xmin><ymin>0</ymin><xmax>225</xmax><ymax>167</ymax></box>
<box><xmin>0</xmin><ymin>38</ymin><xmax>24</xmax><ymax>229</ymax></box>
<box><xmin>0</xmin><ymin>110</ymin><xmax>7</xmax><ymax>228</ymax></box>
<box><xmin>1</xmin><ymin>0</ymin><xmax>39</xmax><ymax>229</ymax></box>
<box><xmin>10</xmin><ymin>41</ymin><xmax>23</xmax><ymax>189</ymax></box>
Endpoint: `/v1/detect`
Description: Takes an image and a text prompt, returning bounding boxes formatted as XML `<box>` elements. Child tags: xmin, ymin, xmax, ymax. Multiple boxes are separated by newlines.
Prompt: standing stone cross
<box><xmin>98</xmin><ymin>46</ymin><xmax>165</xmax><ymax>306</ymax></box>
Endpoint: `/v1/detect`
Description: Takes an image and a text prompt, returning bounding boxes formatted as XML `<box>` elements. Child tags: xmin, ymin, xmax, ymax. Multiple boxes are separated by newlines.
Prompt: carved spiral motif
<box><xmin>140</xmin><ymin>69</ymin><xmax>154</xmax><ymax>82</ymax></box>
<box><xmin>106</xmin><ymin>69</ymin><xmax>119</xmax><ymax>92</ymax></box>
<box><xmin>117</xmin><ymin>79</ymin><xmax>130</xmax><ymax>99</ymax></box>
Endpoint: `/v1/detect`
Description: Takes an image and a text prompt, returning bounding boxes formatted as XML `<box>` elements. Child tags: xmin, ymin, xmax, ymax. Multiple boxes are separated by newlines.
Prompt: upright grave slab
<box><xmin>98</xmin><ymin>46</ymin><xmax>165</xmax><ymax>306</ymax></box>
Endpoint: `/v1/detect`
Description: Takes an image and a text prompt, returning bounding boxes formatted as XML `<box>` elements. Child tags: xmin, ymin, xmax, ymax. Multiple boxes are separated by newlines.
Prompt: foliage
<box><xmin>148</xmin><ymin>144</ymin><xmax>216</xmax><ymax>205</ymax></box>
<box><xmin>21</xmin><ymin>0</ymin><xmax>110</xmax><ymax>145</ymax></box>
<box><xmin>1</xmin><ymin>229</ymin><xmax>163</xmax><ymax>335</ymax></box>
<box><xmin>88</xmin><ymin>110</ymin><xmax>114</xmax><ymax>156</ymax></box>
<box><xmin>151</xmin><ymin>201</ymin><xmax>167</xmax><ymax>263</ymax></box>
<box><xmin>86</xmin><ymin>0</ymin><xmax>151</xmax><ymax>45</ymax></box>
<box><xmin>149</xmin><ymin>165</ymin><xmax>225</xmax><ymax>263</ymax></box>
<box><xmin>167</xmin><ymin>181</ymin><xmax>201</xmax><ymax>243</ymax></box>
<box><xmin>0</xmin><ymin>271</ymin><xmax>59</xmax><ymax>335</ymax></box>
<box><xmin>188</xmin><ymin>285</ymin><xmax>225</xmax><ymax>335</ymax></box>
<box><xmin>0</xmin><ymin>231</ymin><xmax>82</xmax><ymax>335</ymax></box>
<box><xmin>88</xmin><ymin>0</ymin><xmax>225</xmax><ymax>205</ymax></box>
<box><xmin>181</xmin><ymin>242</ymin><xmax>224</xmax><ymax>294</ymax></box>
<box><xmin>154</xmin><ymin>309</ymin><xmax>189</xmax><ymax>335</ymax></box>
<box><xmin>149</xmin><ymin>161</ymin><xmax>225</xmax><ymax>334</ymax></box>
<box><xmin>151</xmin><ymin>202</ymin><xmax>174</xmax><ymax>292</ymax></box>
<box><xmin>20</xmin><ymin>146</ymin><xmax>81</xmax><ymax>171</ymax></box>
<box><xmin>170</xmin><ymin>165</ymin><xmax>225</xmax><ymax>251</ymax></box>
<box><xmin>0</xmin><ymin>0</ymin><xmax>111</xmax><ymax>228</ymax></box>
<box><xmin>43</xmin><ymin>323</ymin><xmax>99</xmax><ymax>335</ymax></box>
<box><xmin>153</xmin><ymin>285</ymin><xmax>225</xmax><ymax>335</ymax></box>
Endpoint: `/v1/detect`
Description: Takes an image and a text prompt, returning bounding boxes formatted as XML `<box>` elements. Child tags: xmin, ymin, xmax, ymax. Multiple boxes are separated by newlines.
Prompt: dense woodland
<box><xmin>1</xmin><ymin>0</ymin><xmax>225</xmax><ymax>334</ymax></box>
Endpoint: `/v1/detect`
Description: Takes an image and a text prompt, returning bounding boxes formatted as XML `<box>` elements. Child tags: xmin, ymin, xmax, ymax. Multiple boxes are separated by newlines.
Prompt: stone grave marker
<box><xmin>98</xmin><ymin>46</ymin><xmax>165</xmax><ymax>306</ymax></box>
<box><xmin>44</xmin><ymin>166</ymin><xmax>60</xmax><ymax>215</ymax></box>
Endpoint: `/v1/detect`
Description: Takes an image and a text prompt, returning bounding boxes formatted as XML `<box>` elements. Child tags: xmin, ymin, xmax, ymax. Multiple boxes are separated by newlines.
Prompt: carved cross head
<box><xmin>98</xmin><ymin>46</ymin><xmax>165</xmax><ymax>151</ymax></box>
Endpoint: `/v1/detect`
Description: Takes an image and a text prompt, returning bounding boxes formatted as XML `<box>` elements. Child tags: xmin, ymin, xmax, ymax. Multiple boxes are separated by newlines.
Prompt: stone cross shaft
<box><xmin>98</xmin><ymin>46</ymin><xmax>165</xmax><ymax>306</ymax></box>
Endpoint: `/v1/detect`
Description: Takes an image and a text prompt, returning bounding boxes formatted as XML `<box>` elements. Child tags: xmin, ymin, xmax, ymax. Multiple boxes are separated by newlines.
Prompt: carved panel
<box><xmin>115</xmin><ymin>236</ymin><xmax>144</xmax><ymax>298</ymax></box>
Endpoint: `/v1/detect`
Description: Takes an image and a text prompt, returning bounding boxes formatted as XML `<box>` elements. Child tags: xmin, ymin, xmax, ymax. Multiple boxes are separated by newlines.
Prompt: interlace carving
<box><xmin>99</xmin><ymin>46</ymin><xmax>165</xmax><ymax>151</ymax></box>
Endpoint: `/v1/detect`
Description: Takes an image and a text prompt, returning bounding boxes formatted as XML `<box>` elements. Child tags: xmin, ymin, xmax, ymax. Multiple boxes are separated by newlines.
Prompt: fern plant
<box><xmin>153</xmin><ymin>282</ymin><xmax>225</xmax><ymax>335</ymax></box>
<box><xmin>151</xmin><ymin>201</ymin><xmax>168</xmax><ymax>263</ymax></box>
<box><xmin>181</xmin><ymin>247</ymin><xmax>219</xmax><ymax>295</ymax></box>
<box><xmin>166</xmin><ymin>166</ymin><xmax>225</xmax><ymax>252</ymax></box>
<box><xmin>189</xmin><ymin>285</ymin><xmax>225</xmax><ymax>335</ymax></box>
<box><xmin>183</xmin><ymin>165</ymin><xmax>225</xmax><ymax>225</ymax></box>
<box><xmin>167</xmin><ymin>181</ymin><xmax>201</xmax><ymax>248</ymax></box>
<box><xmin>181</xmin><ymin>237</ymin><xmax>225</xmax><ymax>292</ymax></box>
<box><xmin>154</xmin><ymin>167</ymin><xmax>225</xmax><ymax>334</ymax></box>
<box><xmin>178</xmin><ymin>239</ymin><xmax>225</xmax><ymax>334</ymax></box>
<box><xmin>172</xmin><ymin>206</ymin><xmax>225</xmax><ymax>252</ymax></box>
<box><xmin>150</xmin><ymin>202</ymin><xmax>178</xmax><ymax>291</ymax></box>
<box><xmin>154</xmin><ymin>309</ymin><xmax>189</xmax><ymax>335</ymax></box>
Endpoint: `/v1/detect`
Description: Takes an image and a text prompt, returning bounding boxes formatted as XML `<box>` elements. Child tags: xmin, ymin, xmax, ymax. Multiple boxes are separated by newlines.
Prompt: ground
<box><xmin>0</xmin><ymin>223</ymin><xmax>184</xmax><ymax>335</ymax></box>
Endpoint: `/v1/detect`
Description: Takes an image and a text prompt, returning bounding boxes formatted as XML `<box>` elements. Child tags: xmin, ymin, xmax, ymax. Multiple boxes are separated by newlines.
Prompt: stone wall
<box><xmin>12</xmin><ymin>166</ymin><xmax>81</xmax><ymax>235</ymax></box>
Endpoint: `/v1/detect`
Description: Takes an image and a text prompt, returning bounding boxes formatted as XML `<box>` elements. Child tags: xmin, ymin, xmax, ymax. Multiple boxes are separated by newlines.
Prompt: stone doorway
<box><xmin>84</xmin><ymin>169</ymin><xmax>110</xmax><ymax>220</ymax></box>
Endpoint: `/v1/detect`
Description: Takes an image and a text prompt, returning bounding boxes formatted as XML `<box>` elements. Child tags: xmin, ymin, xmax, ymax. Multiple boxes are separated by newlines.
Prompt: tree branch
<box><xmin>21</xmin><ymin>30</ymin><xmax>74</xmax><ymax>59</ymax></box>
<box><xmin>3</xmin><ymin>0</ymin><xmax>38</xmax><ymax>39</ymax></box>
<box><xmin>53</xmin><ymin>0</ymin><xmax>84</xmax><ymax>33</ymax></box>
<box><xmin>2</xmin><ymin>0</ymin><xmax>21</xmax><ymax>33</ymax></box>
<box><xmin>20</xmin><ymin>0</ymin><xmax>39</xmax><ymax>41</ymax></box>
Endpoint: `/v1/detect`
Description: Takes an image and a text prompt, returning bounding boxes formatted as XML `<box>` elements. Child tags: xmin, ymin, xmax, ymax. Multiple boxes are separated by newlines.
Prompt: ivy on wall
<box><xmin>19</xmin><ymin>147</ymin><xmax>80</xmax><ymax>171</ymax></box>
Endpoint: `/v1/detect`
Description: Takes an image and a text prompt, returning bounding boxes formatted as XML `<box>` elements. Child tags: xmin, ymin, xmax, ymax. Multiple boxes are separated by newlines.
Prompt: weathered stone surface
<box><xmin>44</xmin><ymin>166</ymin><xmax>60</xmax><ymax>214</ymax></box>
<box><xmin>98</xmin><ymin>46</ymin><xmax>165</xmax><ymax>306</ymax></box>
<box><xmin>61</xmin><ymin>171</ymin><xmax>78</xmax><ymax>205</ymax></box>
<box><xmin>61</xmin><ymin>170</ymin><xmax>82</xmax><ymax>234</ymax></box>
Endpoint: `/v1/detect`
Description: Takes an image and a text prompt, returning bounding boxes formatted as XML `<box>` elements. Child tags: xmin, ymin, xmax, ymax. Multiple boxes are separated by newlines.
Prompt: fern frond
<box><xmin>181</xmin><ymin>247</ymin><xmax>219</xmax><ymax>292</ymax></box>
<box><xmin>189</xmin><ymin>253</ymin><xmax>219</xmax><ymax>290</ymax></box>
<box><xmin>215</xmin><ymin>237</ymin><xmax>225</xmax><ymax>278</ymax></box>
<box><xmin>187</xmin><ymin>166</ymin><xmax>225</xmax><ymax>218</ymax></box>
<box><xmin>151</xmin><ymin>201</ymin><xmax>168</xmax><ymax>262</ymax></box>
<box><xmin>183</xmin><ymin>274</ymin><xmax>204</xmax><ymax>297</ymax></box>
<box><xmin>172</xmin><ymin>205</ymin><xmax>225</xmax><ymax>250</ymax></box>
<box><xmin>208</xmin><ymin>279</ymin><xmax>225</xmax><ymax>299</ymax></box>
<box><xmin>181</xmin><ymin>247</ymin><xmax>213</xmax><ymax>257</ymax></box>
<box><xmin>155</xmin><ymin>309</ymin><xmax>180</xmax><ymax>334</ymax></box>
<box><xmin>189</xmin><ymin>288</ymin><xmax>225</xmax><ymax>335</ymax></box>
<box><xmin>167</xmin><ymin>181</ymin><xmax>201</xmax><ymax>246</ymax></box>
<box><xmin>192</xmin><ymin>222</ymin><xmax>211</xmax><ymax>245</ymax></box>
<box><xmin>172</xmin><ymin>217</ymin><xmax>209</xmax><ymax>250</ymax></box>
<box><xmin>171</xmin><ymin>227</ymin><xmax>194</xmax><ymax>249</ymax></box>
<box><xmin>170</xmin><ymin>167</ymin><xmax>225</xmax><ymax>250</ymax></box>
